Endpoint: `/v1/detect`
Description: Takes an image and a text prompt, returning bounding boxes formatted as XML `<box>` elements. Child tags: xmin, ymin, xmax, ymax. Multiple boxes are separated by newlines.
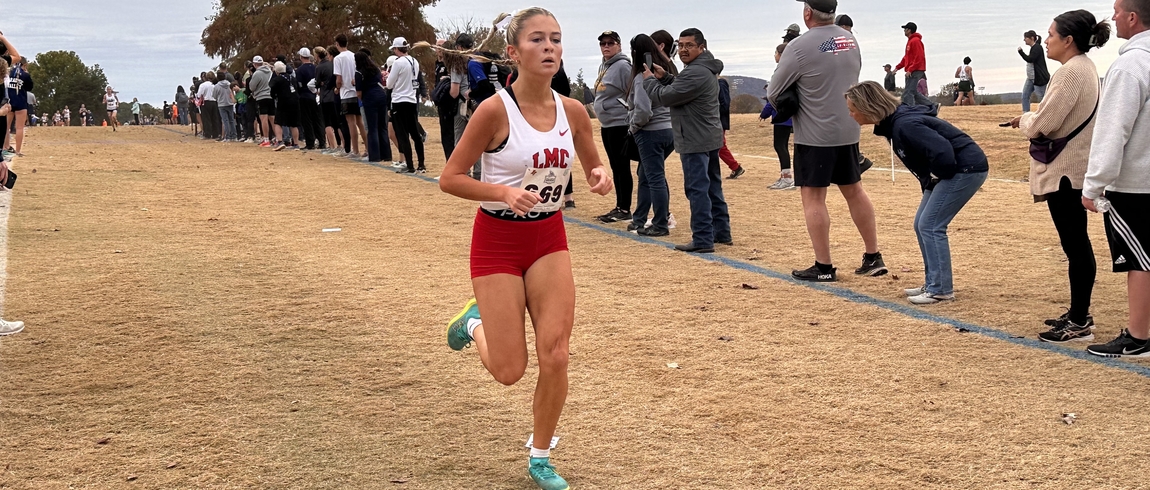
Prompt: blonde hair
<box><xmin>413</xmin><ymin>8</ymin><xmax>556</xmax><ymax>67</ymax></box>
<box><xmin>313</xmin><ymin>46</ymin><xmax>328</xmax><ymax>59</ymax></box>
<box><xmin>845</xmin><ymin>81</ymin><xmax>901</xmax><ymax>123</ymax></box>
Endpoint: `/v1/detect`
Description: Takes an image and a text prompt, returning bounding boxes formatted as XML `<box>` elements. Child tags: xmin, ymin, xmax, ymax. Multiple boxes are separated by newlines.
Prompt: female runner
<box><xmin>437</xmin><ymin>8</ymin><xmax>612</xmax><ymax>490</ymax></box>
<box><xmin>103</xmin><ymin>86</ymin><xmax>120</xmax><ymax>131</ymax></box>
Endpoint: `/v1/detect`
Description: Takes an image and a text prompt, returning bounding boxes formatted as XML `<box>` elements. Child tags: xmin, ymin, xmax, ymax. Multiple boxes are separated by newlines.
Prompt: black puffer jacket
<box><xmin>874</xmin><ymin>105</ymin><xmax>989</xmax><ymax>191</ymax></box>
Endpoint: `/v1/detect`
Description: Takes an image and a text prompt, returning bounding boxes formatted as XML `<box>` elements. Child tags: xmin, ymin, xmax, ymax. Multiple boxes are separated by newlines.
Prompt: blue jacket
<box><xmin>759</xmin><ymin>100</ymin><xmax>792</xmax><ymax>127</ymax></box>
<box><xmin>874</xmin><ymin>105</ymin><xmax>988</xmax><ymax>191</ymax></box>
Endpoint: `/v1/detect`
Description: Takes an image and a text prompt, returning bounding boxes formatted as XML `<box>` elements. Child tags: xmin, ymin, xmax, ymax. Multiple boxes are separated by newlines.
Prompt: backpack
<box><xmin>432</xmin><ymin>77</ymin><xmax>454</xmax><ymax>108</ymax></box>
<box><xmin>468</xmin><ymin>54</ymin><xmax>512</xmax><ymax>110</ymax></box>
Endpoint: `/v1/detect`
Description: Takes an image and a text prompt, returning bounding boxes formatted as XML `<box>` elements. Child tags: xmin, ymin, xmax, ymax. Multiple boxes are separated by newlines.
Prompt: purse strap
<box><xmin>1065</xmin><ymin>100</ymin><xmax>1098</xmax><ymax>142</ymax></box>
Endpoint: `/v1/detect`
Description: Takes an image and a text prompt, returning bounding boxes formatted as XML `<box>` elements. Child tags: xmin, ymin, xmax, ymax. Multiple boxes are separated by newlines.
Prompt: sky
<box><xmin>5</xmin><ymin>0</ymin><xmax>1127</xmax><ymax>106</ymax></box>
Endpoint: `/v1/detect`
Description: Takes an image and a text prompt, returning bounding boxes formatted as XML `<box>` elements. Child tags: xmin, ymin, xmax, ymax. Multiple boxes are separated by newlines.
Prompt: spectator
<box><xmin>316</xmin><ymin>46</ymin><xmax>348</xmax><ymax>154</ymax></box>
<box><xmin>214</xmin><ymin>71</ymin><xmax>237</xmax><ymax>141</ymax></box>
<box><xmin>894</xmin><ymin>21</ymin><xmax>934</xmax><ymax>107</ymax></box>
<box><xmin>5</xmin><ymin>59</ymin><xmax>32</xmax><ymax>155</ymax></box>
<box><xmin>233</xmin><ymin>81</ymin><xmax>247</xmax><ymax>139</ymax></box>
<box><xmin>847</xmin><ymin>81</ymin><xmax>988</xmax><ymax>304</ymax></box>
<box><xmin>132</xmin><ymin>98</ymin><xmax>141</xmax><ymax>125</ymax></box>
<box><xmin>162</xmin><ymin>101</ymin><xmax>171</xmax><ymax>124</ymax></box>
<box><xmin>1082</xmin><ymin>0</ymin><xmax>1150</xmax><ymax>358</ymax></box>
<box><xmin>356</xmin><ymin>51</ymin><xmax>390</xmax><ymax>163</ymax></box>
<box><xmin>784</xmin><ymin>23</ymin><xmax>802</xmax><ymax>42</ymax></box>
<box><xmin>25</xmin><ymin>91</ymin><xmax>35</xmax><ymax>126</ymax></box>
<box><xmin>763</xmin><ymin>45</ymin><xmax>795</xmax><ymax>191</ymax></box>
<box><xmin>593</xmin><ymin>30</ymin><xmax>634</xmax><ymax>223</ymax></box>
<box><xmin>333</xmin><ymin>33</ymin><xmax>362</xmax><ymax>157</ymax></box>
<box><xmin>433</xmin><ymin>39</ymin><xmax>455</xmax><ymax>161</ymax></box>
<box><xmin>1019</xmin><ymin>30</ymin><xmax>1051</xmax><ymax>113</ymax></box>
<box><xmin>717</xmin><ymin>76</ymin><xmax>745</xmax><ymax>179</ymax></box>
<box><xmin>769</xmin><ymin>0</ymin><xmax>886</xmax><ymax>282</ymax></box>
<box><xmin>627</xmin><ymin>33</ymin><xmax>677</xmax><ymax>237</ymax></box>
<box><xmin>955</xmin><ymin>57</ymin><xmax>974</xmax><ymax>106</ymax></box>
<box><xmin>446</xmin><ymin>34</ymin><xmax>478</xmax><ymax>179</ymax></box>
<box><xmin>270</xmin><ymin>61</ymin><xmax>300</xmax><ymax>150</ymax></box>
<box><xmin>198</xmin><ymin>73</ymin><xmax>218</xmax><ymax>139</ymax></box>
<box><xmin>883</xmin><ymin>64</ymin><xmax>896</xmax><ymax>92</ymax></box>
<box><xmin>835</xmin><ymin>14</ymin><xmax>854</xmax><ymax>32</ymax></box>
<box><xmin>176</xmin><ymin>86</ymin><xmax>189</xmax><ymax>125</ymax></box>
<box><xmin>295</xmin><ymin>47</ymin><xmax>323</xmax><ymax>151</ymax></box>
<box><xmin>386</xmin><ymin>36</ymin><xmax>426</xmax><ymax>173</ymax></box>
<box><xmin>643</xmin><ymin>27</ymin><xmax>731</xmax><ymax>254</ymax></box>
<box><xmin>1009</xmin><ymin>9</ymin><xmax>1109</xmax><ymax>342</ymax></box>
<box><xmin>249</xmin><ymin>56</ymin><xmax>275</xmax><ymax>147</ymax></box>
<box><xmin>189</xmin><ymin>77</ymin><xmax>202</xmax><ymax>136</ymax></box>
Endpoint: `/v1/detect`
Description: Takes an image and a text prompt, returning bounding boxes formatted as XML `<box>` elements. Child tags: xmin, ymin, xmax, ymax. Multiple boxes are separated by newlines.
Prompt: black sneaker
<box><xmin>637</xmin><ymin>227</ymin><xmax>669</xmax><ymax>237</ymax></box>
<box><xmin>417</xmin><ymin>167</ymin><xmax>427</xmax><ymax>174</ymax></box>
<box><xmin>854</xmin><ymin>253</ymin><xmax>889</xmax><ymax>276</ymax></box>
<box><xmin>1086</xmin><ymin>330</ymin><xmax>1150</xmax><ymax>358</ymax></box>
<box><xmin>627</xmin><ymin>222</ymin><xmax>644</xmax><ymax>232</ymax></box>
<box><xmin>596</xmin><ymin>208</ymin><xmax>632</xmax><ymax>223</ymax></box>
<box><xmin>1038</xmin><ymin>317</ymin><xmax>1096</xmax><ymax>343</ymax></box>
<box><xmin>674</xmin><ymin>242</ymin><xmax>714</xmax><ymax>253</ymax></box>
<box><xmin>1045</xmin><ymin>309</ymin><xmax>1095</xmax><ymax>328</ymax></box>
<box><xmin>397</xmin><ymin>167</ymin><xmax>415</xmax><ymax>174</ymax></box>
<box><xmin>564</xmin><ymin>200</ymin><xmax>576</xmax><ymax>210</ymax></box>
<box><xmin>727</xmin><ymin>166</ymin><xmax>746</xmax><ymax>179</ymax></box>
<box><xmin>859</xmin><ymin>155</ymin><xmax>874</xmax><ymax>173</ymax></box>
<box><xmin>792</xmin><ymin>264</ymin><xmax>837</xmax><ymax>282</ymax></box>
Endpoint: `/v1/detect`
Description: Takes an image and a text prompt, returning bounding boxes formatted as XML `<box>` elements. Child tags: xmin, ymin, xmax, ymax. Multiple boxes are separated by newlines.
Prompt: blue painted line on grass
<box><xmin>310</xmin><ymin>151</ymin><xmax>1150</xmax><ymax>379</ymax></box>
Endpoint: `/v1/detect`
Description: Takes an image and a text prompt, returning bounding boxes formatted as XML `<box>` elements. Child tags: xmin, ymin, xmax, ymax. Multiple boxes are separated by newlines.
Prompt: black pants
<box><xmin>202</xmin><ymin>101</ymin><xmax>220</xmax><ymax>139</ymax></box>
<box><xmin>774</xmin><ymin>125</ymin><xmax>793</xmax><ymax>171</ymax></box>
<box><xmin>438</xmin><ymin>105</ymin><xmax>455</xmax><ymax>161</ymax></box>
<box><xmin>391</xmin><ymin>102</ymin><xmax>425</xmax><ymax>169</ymax></box>
<box><xmin>298</xmin><ymin>97</ymin><xmax>324</xmax><ymax>149</ymax></box>
<box><xmin>1047</xmin><ymin>176</ymin><xmax>1096</xmax><ymax>322</ymax></box>
<box><xmin>601</xmin><ymin>125</ymin><xmax>633</xmax><ymax>210</ymax></box>
<box><xmin>243</xmin><ymin>104</ymin><xmax>257</xmax><ymax>140</ymax></box>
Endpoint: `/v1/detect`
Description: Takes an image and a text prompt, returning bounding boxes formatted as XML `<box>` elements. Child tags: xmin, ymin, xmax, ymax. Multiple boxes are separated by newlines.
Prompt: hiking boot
<box><xmin>1086</xmin><ymin>329</ymin><xmax>1150</xmax><ymax>358</ymax></box>
<box><xmin>854</xmin><ymin>253</ymin><xmax>889</xmax><ymax>277</ymax></box>
<box><xmin>446</xmin><ymin>299</ymin><xmax>479</xmax><ymax>351</ymax></box>
<box><xmin>792</xmin><ymin>264</ymin><xmax>837</xmax><ymax>282</ymax></box>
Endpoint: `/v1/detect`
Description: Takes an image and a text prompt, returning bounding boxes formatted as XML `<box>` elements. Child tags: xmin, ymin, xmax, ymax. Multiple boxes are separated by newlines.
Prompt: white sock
<box><xmin>529</xmin><ymin>447</ymin><xmax>550</xmax><ymax>459</ymax></box>
<box><xmin>466</xmin><ymin>318</ymin><xmax>481</xmax><ymax>338</ymax></box>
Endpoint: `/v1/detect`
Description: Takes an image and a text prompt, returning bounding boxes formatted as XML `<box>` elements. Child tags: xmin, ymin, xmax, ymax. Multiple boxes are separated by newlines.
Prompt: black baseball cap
<box><xmin>835</xmin><ymin>14</ymin><xmax>854</xmax><ymax>27</ymax></box>
<box><xmin>797</xmin><ymin>0</ymin><xmax>837</xmax><ymax>14</ymax></box>
<box><xmin>598</xmin><ymin>31</ymin><xmax>621</xmax><ymax>44</ymax></box>
<box><xmin>901</xmin><ymin>22</ymin><xmax>918</xmax><ymax>32</ymax></box>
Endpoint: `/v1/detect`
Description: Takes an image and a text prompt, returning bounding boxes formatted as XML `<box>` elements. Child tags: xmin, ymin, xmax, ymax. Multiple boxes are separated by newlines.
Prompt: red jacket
<box><xmin>896</xmin><ymin>33</ymin><xmax>926</xmax><ymax>72</ymax></box>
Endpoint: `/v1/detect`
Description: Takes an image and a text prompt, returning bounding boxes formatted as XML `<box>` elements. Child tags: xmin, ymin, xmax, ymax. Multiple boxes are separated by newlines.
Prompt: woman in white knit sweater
<box><xmin>1010</xmin><ymin>10</ymin><xmax>1111</xmax><ymax>343</ymax></box>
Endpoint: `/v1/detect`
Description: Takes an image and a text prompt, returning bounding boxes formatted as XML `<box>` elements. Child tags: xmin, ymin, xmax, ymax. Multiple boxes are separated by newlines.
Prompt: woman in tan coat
<box><xmin>1010</xmin><ymin>10</ymin><xmax>1111</xmax><ymax>343</ymax></box>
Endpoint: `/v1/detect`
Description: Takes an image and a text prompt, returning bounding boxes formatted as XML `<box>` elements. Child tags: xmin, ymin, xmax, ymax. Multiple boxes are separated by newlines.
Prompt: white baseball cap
<box><xmin>390</xmin><ymin>37</ymin><xmax>409</xmax><ymax>49</ymax></box>
<box><xmin>252</xmin><ymin>55</ymin><xmax>264</xmax><ymax>64</ymax></box>
<box><xmin>385</xmin><ymin>55</ymin><xmax>397</xmax><ymax>68</ymax></box>
<box><xmin>298</xmin><ymin>47</ymin><xmax>311</xmax><ymax>58</ymax></box>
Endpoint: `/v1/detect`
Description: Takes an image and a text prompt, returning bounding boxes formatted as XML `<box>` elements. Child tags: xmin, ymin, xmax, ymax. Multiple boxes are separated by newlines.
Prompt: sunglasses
<box><xmin>676</xmin><ymin>42</ymin><xmax>699</xmax><ymax>50</ymax></box>
<box><xmin>599</xmin><ymin>41</ymin><xmax>618</xmax><ymax>47</ymax></box>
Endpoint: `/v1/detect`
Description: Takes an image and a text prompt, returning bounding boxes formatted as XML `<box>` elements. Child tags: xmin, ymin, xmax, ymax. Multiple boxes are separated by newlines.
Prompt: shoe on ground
<box><xmin>854</xmin><ymin>253</ymin><xmax>889</xmax><ymax>277</ymax></box>
<box><xmin>273</xmin><ymin>144</ymin><xmax>287</xmax><ymax>151</ymax></box>
<box><xmin>259</xmin><ymin>141</ymin><xmax>272</xmax><ymax>148</ymax></box>
<box><xmin>716</xmin><ymin>239</ymin><xmax>734</xmax><ymax>246</ymax></box>
<box><xmin>1086</xmin><ymin>329</ymin><xmax>1150</xmax><ymax>358</ymax></box>
<box><xmin>675</xmin><ymin>242</ymin><xmax>714</xmax><ymax>254</ymax></box>
<box><xmin>1045</xmin><ymin>309</ymin><xmax>1095</xmax><ymax>328</ymax></box>
<box><xmin>529</xmin><ymin>457</ymin><xmax>569</xmax><ymax>490</ymax></box>
<box><xmin>908</xmin><ymin>292</ymin><xmax>955</xmax><ymax>305</ymax></box>
<box><xmin>768</xmin><ymin>177</ymin><xmax>795</xmax><ymax>190</ymax></box>
<box><xmin>627</xmin><ymin>222</ymin><xmax>644</xmax><ymax>232</ymax></box>
<box><xmin>727</xmin><ymin>166</ymin><xmax>746</xmax><ymax>179</ymax></box>
<box><xmin>1038</xmin><ymin>316</ymin><xmax>1096</xmax><ymax>343</ymax></box>
<box><xmin>904</xmin><ymin>285</ymin><xmax>926</xmax><ymax>296</ymax></box>
<box><xmin>0</xmin><ymin>319</ymin><xmax>24</xmax><ymax>336</ymax></box>
<box><xmin>637</xmin><ymin>227</ymin><xmax>669</xmax><ymax>237</ymax></box>
<box><xmin>397</xmin><ymin>167</ymin><xmax>415</xmax><ymax>174</ymax></box>
<box><xmin>446</xmin><ymin>298</ymin><xmax>479</xmax><ymax>351</ymax></box>
<box><xmin>668</xmin><ymin>213</ymin><xmax>677</xmax><ymax>229</ymax></box>
<box><xmin>417</xmin><ymin>167</ymin><xmax>427</xmax><ymax>174</ymax></box>
<box><xmin>792</xmin><ymin>264</ymin><xmax>837</xmax><ymax>282</ymax></box>
<box><xmin>596</xmin><ymin>207</ymin><xmax>632</xmax><ymax>223</ymax></box>
<box><xmin>859</xmin><ymin>155</ymin><xmax>874</xmax><ymax>173</ymax></box>
<box><xmin>563</xmin><ymin>200</ymin><xmax>575</xmax><ymax>210</ymax></box>
<box><xmin>390</xmin><ymin>161</ymin><xmax>406</xmax><ymax>168</ymax></box>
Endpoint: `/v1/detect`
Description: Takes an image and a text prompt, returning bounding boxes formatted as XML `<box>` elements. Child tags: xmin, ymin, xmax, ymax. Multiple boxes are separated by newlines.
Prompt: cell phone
<box><xmin>998</xmin><ymin>122</ymin><xmax>1012</xmax><ymax>127</ymax></box>
<box><xmin>4</xmin><ymin>170</ymin><xmax>16</xmax><ymax>189</ymax></box>
<box><xmin>644</xmin><ymin>53</ymin><xmax>653</xmax><ymax>72</ymax></box>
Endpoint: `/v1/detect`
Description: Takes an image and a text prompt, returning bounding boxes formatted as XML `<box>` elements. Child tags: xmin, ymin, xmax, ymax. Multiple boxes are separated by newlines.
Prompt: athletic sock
<box><xmin>816</xmin><ymin>262</ymin><xmax>834</xmax><ymax>274</ymax></box>
<box><xmin>466</xmin><ymin>318</ymin><xmax>481</xmax><ymax>338</ymax></box>
<box><xmin>529</xmin><ymin>447</ymin><xmax>550</xmax><ymax>459</ymax></box>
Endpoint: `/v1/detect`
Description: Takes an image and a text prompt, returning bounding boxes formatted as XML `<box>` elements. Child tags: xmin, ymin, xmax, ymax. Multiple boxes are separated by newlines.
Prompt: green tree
<box><xmin>25</xmin><ymin>50</ymin><xmax>109</xmax><ymax>124</ymax></box>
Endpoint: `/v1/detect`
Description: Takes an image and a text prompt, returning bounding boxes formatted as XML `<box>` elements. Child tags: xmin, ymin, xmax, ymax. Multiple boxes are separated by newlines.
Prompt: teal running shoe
<box><xmin>529</xmin><ymin>457</ymin><xmax>569</xmax><ymax>490</ymax></box>
<box><xmin>446</xmin><ymin>298</ymin><xmax>479</xmax><ymax>351</ymax></box>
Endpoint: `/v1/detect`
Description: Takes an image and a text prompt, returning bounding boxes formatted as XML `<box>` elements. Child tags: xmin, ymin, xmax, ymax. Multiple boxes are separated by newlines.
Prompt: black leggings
<box><xmin>1046</xmin><ymin>176</ymin><xmax>1096</xmax><ymax>322</ymax></box>
<box><xmin>774</xmin><ymin>125</ymin><xmax>793</xmax><ymax>171</ymax></box>
<box><xmin>391</xmin><ymin>101</ymin><xmax>425</xmax><ymax>169</ymax></box>
<box><xmin>600</xmin><ymin>126</ymin><xmax>633</xmax><ymax>210</ymax></box>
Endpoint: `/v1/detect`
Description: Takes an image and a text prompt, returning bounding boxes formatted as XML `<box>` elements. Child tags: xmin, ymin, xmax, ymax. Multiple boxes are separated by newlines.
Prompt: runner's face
<box><xmin>508</xmin><ymin>14</ymin><xmax>562</xmax><ymax>78</ymax></box>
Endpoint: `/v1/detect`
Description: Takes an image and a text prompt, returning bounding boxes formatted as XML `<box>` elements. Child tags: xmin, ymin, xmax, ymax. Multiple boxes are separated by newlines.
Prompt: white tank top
<box><xmin>958</xmin><ymin>64</ymin><xmax>971</xmax><ymax>82</ymax></box>
<box><xmin>480</xmin><ymin>89</ymin><xmax>575</xmax><ymax>213</ymax></box>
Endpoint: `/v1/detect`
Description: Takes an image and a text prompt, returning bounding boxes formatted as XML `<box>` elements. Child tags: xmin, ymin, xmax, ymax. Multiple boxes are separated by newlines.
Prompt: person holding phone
<box><xmin>627</xmin><ymin>34</ymin><xmax>677</xmax><ymax>237</ymax></box>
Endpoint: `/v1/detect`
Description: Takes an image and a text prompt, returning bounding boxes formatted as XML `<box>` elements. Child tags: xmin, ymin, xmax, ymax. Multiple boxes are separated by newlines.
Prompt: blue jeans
<box><xmin>632</xmin><ymin>129</ymin><xmax>675</xmax><ymax>232</ymax></box>
<box><xmin>218</xmin><ymin>106</ymin><xmax>237</xmax><ymax>140</ymax></box>
<box><xmin>680</xmin><ymin>150</ymin><xmax>731</xmax><ymax>247</ymax></box>
<box><xmin>1022</xmin><ymin>78</ymin><xmax>1047</xmax><ymax>112</ymax></box>
<box><xmin>902</xmin><ymin>70</ymin><xmax>934</xmax><ymax>106</ymax></box>
<box><xmin>914</xmin><ymin>171</ymin><xmax>988</xmax><ymax>295</ymax></box>
<box><xmin>362</xmin><ymin>97</ymin><xmax>391</xmax><ymax>162</ymax></box>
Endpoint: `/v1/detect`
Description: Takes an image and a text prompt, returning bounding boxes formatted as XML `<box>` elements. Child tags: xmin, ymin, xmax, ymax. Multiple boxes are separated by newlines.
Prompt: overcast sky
<box><xmin>6</xmin><ymin>0</ymin><xmax>1125</xmax><ymax>106</ymax></box>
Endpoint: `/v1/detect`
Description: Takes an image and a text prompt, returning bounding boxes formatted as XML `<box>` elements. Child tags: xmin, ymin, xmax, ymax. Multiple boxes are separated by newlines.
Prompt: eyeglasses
<box><xmin>599</xmin><ymin>41</ymin><xmax>617</xmax><ymax>47</ymax></box>
<box><xmin>676</xmin><ymin>42</ymin><xmax>698</xmax><ymax>50</ymax></box>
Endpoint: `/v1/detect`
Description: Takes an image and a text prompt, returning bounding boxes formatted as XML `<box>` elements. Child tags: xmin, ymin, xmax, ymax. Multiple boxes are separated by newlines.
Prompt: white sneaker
<box><xmin>668</xmin><ymin>213</ymin><xmax>677</xmax><ymax>229</ymax></box>
<box><xmin>904</xmin><ymin>285</ymin><xmax>927</xmax><ymax>296</ymax></box>
<box><xmin>390</xmin><ymin>161</ymin><xmax>406</xmax><ymax>168</ymax></box>
<box><xmin>0</xmin><ymin>319</ymin><xmax>25</xmax><ymax>336</ymax></box>
<box><xmin>908</xmin><ymin>292</ymin><xmax>955</xmax><ymax>305</ymax></box>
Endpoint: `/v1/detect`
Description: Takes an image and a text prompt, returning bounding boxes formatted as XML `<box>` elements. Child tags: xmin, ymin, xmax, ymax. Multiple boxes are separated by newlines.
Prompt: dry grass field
<box><xmin>2</xmin><ymin>105</ymin><xmax>1149</xmax><ymax>489</ymax></box>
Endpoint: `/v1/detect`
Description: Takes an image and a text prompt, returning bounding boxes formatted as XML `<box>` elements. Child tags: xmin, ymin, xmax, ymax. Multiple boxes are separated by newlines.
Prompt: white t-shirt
<box><xmin>198</xmin><ymin>81</ymin><xmax>216</xmax><ymax>102</ymax></box>
<box><xmin>386</xmin><ymin>55</ymin><xmax>419</xmax><ymax>104</ymax></box>
<box><xmin>333</xmin><ymin>50</ymin><xmax>357</xmax><ymax>100</ymax></box>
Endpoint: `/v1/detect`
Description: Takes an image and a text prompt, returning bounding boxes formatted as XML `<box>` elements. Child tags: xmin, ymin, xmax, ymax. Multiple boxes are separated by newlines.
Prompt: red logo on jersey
<box><xmin>532</xmin><ymin>148</ymin><xmax>571</xmax><ymax>169</ymax></box>
<box><xmin>559</xmin><ymin>129</ymin><xmax>570</xmax><ymax>136</ymax></box>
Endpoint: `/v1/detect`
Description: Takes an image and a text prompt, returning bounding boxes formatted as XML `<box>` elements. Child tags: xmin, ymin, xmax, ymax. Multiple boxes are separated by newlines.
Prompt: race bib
<box><xmin>521</xmin><ymin>166</ymin><xmax>570</xmax><ymax>213</ymax></box>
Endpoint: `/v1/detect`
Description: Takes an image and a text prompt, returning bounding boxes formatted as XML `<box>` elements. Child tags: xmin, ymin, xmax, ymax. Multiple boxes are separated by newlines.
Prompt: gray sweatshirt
<box><xmin>249</xmin><ymin>65</ymin><xmax>273</xmax><ymax>101</ymax></box>
<box><xmin>767</xmin><ymin>24</ymin><xmax>862</xmax><ymax>147</ymax></box>
<box><xmin>628</xmin><ymin>74</ymin><xmax>671</xmax><ymax>134</ymax></box>
<box><xmin>213</xmin><ymin>80</ymin><xmax>234</xmax><ymax>108</ymax></box>
<box><xmin>643</xmin><ymin>50</ymin><xmax>724</xmax><ymax>154</ymax></box>
<box><xmin>594</xmin><ymin>52</ymin><xmax>632</xmax><ymax>128</ymax></box>
<box><xmin>1084</xmin><ymin>30</ymin><xmax>1150</xmax><ymax>199</ymax></box>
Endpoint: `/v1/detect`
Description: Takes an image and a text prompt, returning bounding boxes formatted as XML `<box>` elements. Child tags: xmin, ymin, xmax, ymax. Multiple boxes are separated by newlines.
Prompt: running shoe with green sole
<box><xmin>446</xmin><ymin>298</ymin><xmax>479</xmax><ymax>351</ymax></box>
<box><xmin>529</xmin><ymin>457</ymin><xmax>569</xmax><ymax>490</ymax></box>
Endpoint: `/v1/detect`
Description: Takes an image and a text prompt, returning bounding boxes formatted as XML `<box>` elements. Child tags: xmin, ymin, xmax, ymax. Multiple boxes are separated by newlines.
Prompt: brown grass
<box><xmin>2</xmin><ymin>107</ymin><xmax>1148</xmax><ymax>489</ymax></box>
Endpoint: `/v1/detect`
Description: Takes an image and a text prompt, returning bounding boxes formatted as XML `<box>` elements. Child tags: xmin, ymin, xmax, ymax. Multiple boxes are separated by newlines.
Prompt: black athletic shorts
<box><xmin>793</xmin><ymin>143</ymin><xmax>862</xmax><ymax>188</ymax></box>
<box><xmin>958</xmin><ymin>80</ymin><xmax>974</xmax><ymax>93</ymax></box>
<box><xmin>322</xmin><ymin>101</ymin><xmax>341</xmax><ymax>128</ymax></box>
<box><xmin>275</xmin><ymin>100</ymin><xmax>300</xmax><ymax>127</ymax></box>
<box><xmin>257</xmin><ymin>98</ymin><xmax>276</xmax><ymax>117</ymax></box>
<box><xmin>341</xmin><ymin>98</ymin><xmax>361</xmax><ymax>116</ymax></box>
<box><xmin>1102</xmin><ymin>191</ymin><xmax>1150</xmax><ymax>273</ymax></box>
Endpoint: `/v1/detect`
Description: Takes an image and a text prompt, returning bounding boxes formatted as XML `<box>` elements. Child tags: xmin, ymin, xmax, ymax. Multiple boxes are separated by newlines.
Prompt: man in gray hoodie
<box><xmin>248</xmin><ymin>56</ymin><xmax>275</xmax><ymax>146</ymax></box>
<box><xmin>1082</xmin><ymin>0</ymin><xmax>1150</xmax><ymax>358</ymax></box>
<box><xmin>593</xmin><ymin>30</ymin><xmax>635</xmax><ymax>223</ymax></box>
<box><xmin>643</xmin><ymin>28</ymin><xmax>731</xmax><ymax>254</ymax></box>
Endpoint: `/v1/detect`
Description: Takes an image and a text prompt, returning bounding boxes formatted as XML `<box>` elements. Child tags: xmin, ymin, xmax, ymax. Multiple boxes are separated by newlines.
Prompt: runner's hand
<box><xmin>588</xmin><ymin>167</ymin><xmax>613</xmax><ymax>196</ymax></box>
<box><xmin>503</xmin><ymin>187</ymin><xmax>541</xmax><ymax>216</ymax></box>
